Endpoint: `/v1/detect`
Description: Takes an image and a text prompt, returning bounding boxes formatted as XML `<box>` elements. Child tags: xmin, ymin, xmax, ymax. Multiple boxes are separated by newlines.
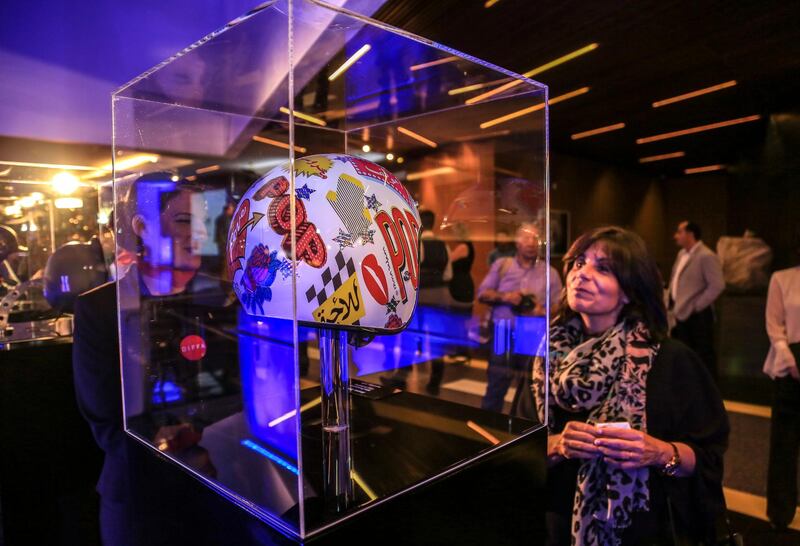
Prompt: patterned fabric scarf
<box><xmin>533</xmin><ymin>318</ymin><xmax>659</xmax><ymax>546</ymax></box>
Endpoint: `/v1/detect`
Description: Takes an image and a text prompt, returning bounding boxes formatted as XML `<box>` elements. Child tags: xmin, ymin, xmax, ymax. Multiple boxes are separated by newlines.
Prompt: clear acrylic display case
<box><xmin>112</xmin><ymin>0</ymin><xmax>549</xmax><ymax>540</ymax></box>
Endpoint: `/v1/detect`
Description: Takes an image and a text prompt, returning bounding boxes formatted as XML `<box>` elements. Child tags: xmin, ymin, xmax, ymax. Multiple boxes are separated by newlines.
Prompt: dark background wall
<box><xmin>551</xmin><ymin>153</ymin><xmax>731</xmax><ymax>282</ymax></box>
<box><xmin>551</xmin><ymin>113</ymin><xmax>800</xmax><ymax>283</ymax></box>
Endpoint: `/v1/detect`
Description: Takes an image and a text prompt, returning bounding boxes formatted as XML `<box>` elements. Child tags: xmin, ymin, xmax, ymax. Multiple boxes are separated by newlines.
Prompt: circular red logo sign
<box><xmin>180</xmin><ymin>335</ymin><xmax>207</xmax><ymax>361</ymax></box>
<box><xmin>361</xmin><ymin>254</ymin><xmax>389</xmax><ymax>305</ymax></box>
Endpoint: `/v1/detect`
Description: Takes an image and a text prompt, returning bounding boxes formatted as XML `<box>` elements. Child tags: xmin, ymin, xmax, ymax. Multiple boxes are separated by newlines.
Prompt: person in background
<box><xmin>73</xmin><ymin>174</ymin><xmax>221</xmax><ymax>545</ymax></box>
<box><xmin>764</xmin><ymin>235</ymin><xmax>800</xmax><ymax>531</ymax></box>
<box><xmin>447</xmin><ymin>222</ymin><xmax>475</xmax><ymax>311</ymax></box>
<box><xmin>668</xmin><ymin>220</ymin><xmax>725</xmax><ymax>379</ymax></box>
<box><xmin>536</xmin><ymin>226</ymin><xmax>729</xmax><ymax>546</ymax></box>
<box><xmin>444</xmin><ymin>222</ymin><xmax>476</xmax><ymax>370</ymax></box>
<box><xmin>214</xmin><ymin>199</ymin><xmax>235</xmax><ymax>276</ymax></box>
<box><xmin>477</xmin><ymin>222</ymin><xmax>561</xmax><ymax>413</ymax></box>
<box><xmin>382</xmin><ymin>209</ymin><xmax>451</xmax><ymax>392</ymax></box>
<box><xmin>487</xmin><ymin>228</ymin><xmax>516</xmax><ymax>265</ymax></box>
<box><xmin>418</xmin><ymin>209</ymin><xmax>452</xmax><ymax>301</ymax></box>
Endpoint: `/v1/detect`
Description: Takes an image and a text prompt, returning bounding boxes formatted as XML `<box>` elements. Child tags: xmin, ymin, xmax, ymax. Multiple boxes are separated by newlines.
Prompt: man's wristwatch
<box><xmin>660</xmin><ymin>442</ymin><xmax>681</xmax><ymax>477</ymax></box>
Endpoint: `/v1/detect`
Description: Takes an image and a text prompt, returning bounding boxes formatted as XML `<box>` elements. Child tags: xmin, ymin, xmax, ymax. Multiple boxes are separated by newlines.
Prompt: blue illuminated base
<box><xmin>126</xmin><ymin>421</ymin><xmax>546</xmax><ymax>545</ymax></box>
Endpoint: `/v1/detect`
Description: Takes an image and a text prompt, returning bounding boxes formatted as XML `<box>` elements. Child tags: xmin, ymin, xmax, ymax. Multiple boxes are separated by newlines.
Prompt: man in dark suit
<box><xmin>72</xmin><ymin>175</ymin><xmax>239</xmax><ymax>545</ymax></box>
<box><xmin>669</xmin><ymin>221</ymin><xmax>725</xmax><ymax>379</ymax></box>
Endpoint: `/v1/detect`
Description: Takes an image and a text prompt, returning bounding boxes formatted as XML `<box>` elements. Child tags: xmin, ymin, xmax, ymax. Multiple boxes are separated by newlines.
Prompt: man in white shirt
<box><xmin>477</xmin><ymin>222</ymin><xmax>561</xmax><ymax>413</ymax></box>
<box><xmin>764</xmin><ymin>263</ymin><xmax>800</xmax><ymax>530</ymax></box>
<box><xmin>669</xmin><ymin>221</ymin><xmax>725</xmax><ymax>379</ymax></box>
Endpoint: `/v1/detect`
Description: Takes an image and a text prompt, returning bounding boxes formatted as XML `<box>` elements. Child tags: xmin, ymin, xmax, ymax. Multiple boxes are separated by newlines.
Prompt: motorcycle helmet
<box><xmin>227</xmin><ymin>154</ymin><xmax>420</xmax><ymax>333</ymax></box>
<box><xmin>44</xmin><ymin>238</ymin><xmax>109</xmax><ymax>312</ymax></box>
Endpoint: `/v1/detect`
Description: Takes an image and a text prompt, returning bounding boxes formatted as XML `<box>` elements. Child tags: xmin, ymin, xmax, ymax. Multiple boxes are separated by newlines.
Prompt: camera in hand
<box><xmin>513</xmin><ymin>294</ymin><xmax>536</xmax><ymax>315</ymax></box>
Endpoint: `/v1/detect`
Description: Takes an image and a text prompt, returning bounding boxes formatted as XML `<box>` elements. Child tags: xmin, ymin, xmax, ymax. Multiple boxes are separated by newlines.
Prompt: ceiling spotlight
<box><xmin>55</xmin><ymin>197</ymin><xmax>84</xmax><ymax>209</ymax></box>
<box><xmin>17</xmin><ymin>196</ymin><xmax>38</xmax><ymax>208</ymax></box>
<box><xmin>386</xmin><ymin>153</ymin><xmax>395</xmax><ymax>161</ymax></box>
<box><xmin>171</xmin><ymin>175</ymin><xmax>180</xmax><ymax>182</ymax></box>
<box><xmin>4</xmin><ymin>205</ymin><xmax>22</xmax><ymax>216</ymax></box>
<box><xmin>397</xmin><ymin>157</ymin><xmax>405</xmax><ymax>164</ymax></box>
<box><xmin>362</xmin><ymin>144</ymin><xmax>371</xmax><ymax>153</ymax></box>
<box><xmin>52</xmin><ymin>172</ymin><xmax>80</xmax><ymax>195</ymax></box>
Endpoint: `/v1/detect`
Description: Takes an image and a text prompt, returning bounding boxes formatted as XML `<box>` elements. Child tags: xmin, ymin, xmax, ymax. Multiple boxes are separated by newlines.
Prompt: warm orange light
<box><xmin>636</xmin><ymin>115</ymin><xmax>761</xmax><ymax>144</ymax></box>
<box><xmin>397</xmin><ymin>126</ymin><xmax>437</xmax><ymax>148</ymax></box>
<box><xmin>571</xmin><ymin>122</ymin><xmax>625</xmax><ymax>140</ymax></box>
<box><xmin>638</xmin><ymin>151</ymin><xmax>685</xmax><ymax>163</ymax></box>
<box><xmin>684</xmin><ymin>164</ymin><xmax>725</xmax><ymax>175</ymax></box>
<box><xmin>484</xmin><ymin>0</ymin><xmax>502</xmax><ymax>7</ymax></box>
<box><xmin>252</xmin><ymin>135</ymin><xmax>307</xmax><ymax>153</ymax></box>
<box><xmin>279</xmin><ymin>107</ymin><xmax>327</xmax><ymax>127</ymax></box>
<box><xmin>466</xmin><ymin>44</ymin><xmax>598</xmax><ymax>105</ymax></box>
<box><xmin>0</xmin><ymin>160</ymin><xmax>96</xmax><ymax>171</ymax></box>
<box><xmin>328</xmin><ymin>44</ymin><xmax>371</xmax><ymax>81</ymax></box>
<box><xmin>195</xmin><ymin>164</ymin><xmax>220</xmax><ymax>174</ymax></box>
<box><xmin>652</xmin><ymin>80</ymin><xmax>737</xmax><ymax>108</ymax></box>
<box><xmin>448</xmin><ymin>79</ymin><xmax>508</xmax><ymax>96</ymax></box>
<box><xmin>410</xmin><ymin>56</ymin><xmax>459</xmax><ymax>71</ymax></box>
<box><xmin>467</xmin><ymin>420</ymin><xmax>500</xmax><ymax>445</ymax></box>
<box><xmin>406</xmin><ymin>166</ymin><xmax>455</xmax><ymax>181</ymax></box>
<box><xmin>480</xmin><ymin>87</ymin><xmax>589</xmax><ymax>129</ymax></box>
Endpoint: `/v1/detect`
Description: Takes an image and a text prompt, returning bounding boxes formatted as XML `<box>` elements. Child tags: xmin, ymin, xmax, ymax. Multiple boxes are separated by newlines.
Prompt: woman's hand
<box><xmin>549</xmin><ymin>421</ymin><xmax>601</xmax><ymax>465</ymax></box>
<box><xmin>593</xmin><ymin>427</ymin><xmax>671</xmax><ymax>470</ymax></box>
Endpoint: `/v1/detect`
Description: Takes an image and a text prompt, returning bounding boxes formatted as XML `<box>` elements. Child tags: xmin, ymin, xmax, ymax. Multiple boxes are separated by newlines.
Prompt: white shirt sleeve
<box><xmin>764</xmin><ymin>273</ymin><xmax>797</xmax><ymax>377</ymax></box>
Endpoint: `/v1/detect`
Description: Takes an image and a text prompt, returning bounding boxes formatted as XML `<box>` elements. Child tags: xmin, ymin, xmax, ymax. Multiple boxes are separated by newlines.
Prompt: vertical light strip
<box><xmin>479</xmin><ymin>87</ymin><xmax>589</xmax><ymax>129</ymax></box>
<box><xmin>652</xmin><ymin>80</ymin><xmax>737</xmax><ymax>108</ymax></box>
<box><xmin>466</xmin><ymin>43</ymin><xmax>598</xmax><ymax>105</ymax></box>
<box><xmin>328</xmin><ymin>44</ymin><xmax>372</xmax><ymax>81</ymax></box>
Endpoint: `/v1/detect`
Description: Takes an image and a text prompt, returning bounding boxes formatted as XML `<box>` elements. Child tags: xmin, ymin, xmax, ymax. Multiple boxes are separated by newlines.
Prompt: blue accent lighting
<box><xmin>241</xmin><ymin>439</ymin><xmax>299</xmax><ymax>475</ymax></box>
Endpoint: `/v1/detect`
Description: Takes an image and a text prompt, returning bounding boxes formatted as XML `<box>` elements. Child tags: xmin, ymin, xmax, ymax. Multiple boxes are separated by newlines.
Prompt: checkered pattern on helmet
<box><xmin>304</xmin><ymin>251</ymin><xmax>357</xmax><ymax>306</ymax></box>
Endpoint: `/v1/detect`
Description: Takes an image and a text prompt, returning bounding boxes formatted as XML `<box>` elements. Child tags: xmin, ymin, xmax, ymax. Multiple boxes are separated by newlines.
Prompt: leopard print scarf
<box><xmin>533</xmin><ymin>318</ymin><xmax>659</xmax><ymax>546</ymax></box>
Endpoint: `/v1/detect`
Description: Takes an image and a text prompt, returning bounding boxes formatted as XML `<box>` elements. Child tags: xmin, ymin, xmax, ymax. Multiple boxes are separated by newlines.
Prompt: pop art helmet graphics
<box><xmin>227</xmin><ymin>154</ymin><xmax>421</xmax><ymax>332</ymax></box>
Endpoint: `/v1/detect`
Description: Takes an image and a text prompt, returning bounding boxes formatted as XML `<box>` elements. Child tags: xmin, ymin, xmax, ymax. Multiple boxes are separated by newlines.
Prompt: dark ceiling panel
<box><xmin>375</xmin><ymin>0</ymin><xmax>800</xmax><ymax>175</ymax></box>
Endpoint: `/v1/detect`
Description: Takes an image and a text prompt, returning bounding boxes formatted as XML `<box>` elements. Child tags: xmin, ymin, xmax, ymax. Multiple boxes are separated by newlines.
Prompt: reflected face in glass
<box><xmin>515</xmin><ymin>225</ymin><xmax>540</xmax><ymax>260</ymax></box>
<box><xmin>566</xmin><ymin>243</ymin><xmax>626</xmax><ymax>317</ymax></box>
<box><xmin>161</xmin><ymin>190</ymin><xmax>207</xmax><ymax>271</ymax></box>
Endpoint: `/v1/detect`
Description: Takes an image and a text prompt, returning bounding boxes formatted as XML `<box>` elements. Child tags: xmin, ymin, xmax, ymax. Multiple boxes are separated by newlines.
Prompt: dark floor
<box><xmin>723</xmin><ymin>412</ymin><xmax>800</xmax><ymax>501</ymax></box>
<box><xmin>728</xmin><ymin>512</ymin><xmax>800</xmax><ymax>545</ymax></box>
<box><xmin>363</xmin><ymin>352</ymin><xmax>800</xmax><ymax>545</ymax></box>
